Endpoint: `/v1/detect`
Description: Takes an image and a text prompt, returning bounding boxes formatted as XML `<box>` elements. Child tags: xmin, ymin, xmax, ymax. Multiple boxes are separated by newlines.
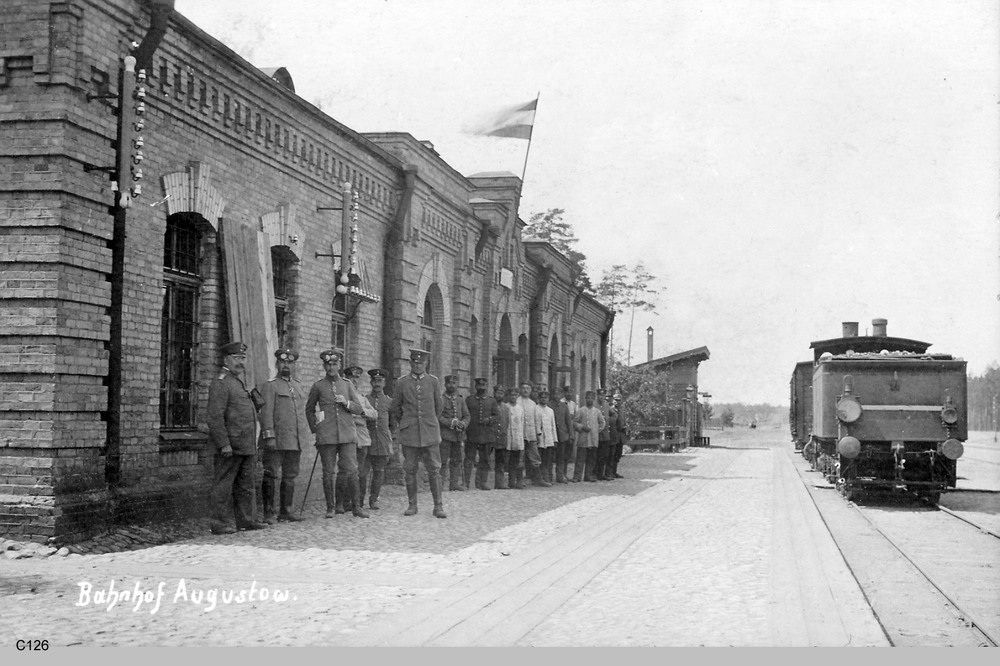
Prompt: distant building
<box><xmin>0</xmin><ymin>0</ymin><xmax>611</xmax><ymax>542</ymax></box>
<box><xmin>632</xmin><ymin>340</ymin><xmax>711</xmax><ymax>445</ymax></box>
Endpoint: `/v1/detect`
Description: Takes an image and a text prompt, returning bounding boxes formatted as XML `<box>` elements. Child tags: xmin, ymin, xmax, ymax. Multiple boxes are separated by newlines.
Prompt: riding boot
<box><xmin>261</xmin><ymin>477</ymin><xmax>276</xmax><ymax>524</ymax></box>
<box><xmin>350</xmin><ymin>476</ymin><xmax>369</xmax><ymax>518</ymax></box>
<box><xmin>450</xmin><ymin>459</ymin><xmax>464</xmax><ymax>491</ymax></box>
<box><xmin>475</xmin><ymin>467</ymin><xmax>487</xmax><ymax>490</ymax></box>
<box><xmin>359</xmin><ymin>469</ymin><xmax>368</xmax><ymax>508</ymax></box>
<box><xmin>278</xmin><ymin>481</ymin><xmax>303</xmax><ymax>521</ymax></box>
<box><xmin>429</xmin><ymin>473</ymin><xmax>447</xmax><ymax>519</ymax></box>
<box><xmin>369</xmin><ymin>470</ymin><xmax>383</xmax><ymax>510</ymax></box>
<box><xmin>494</xmin><ymin>461</ymin><xmax>509</xmax><ymax>490</ymax></box>
<box><xmin>464</xmin><ymin>460</ymin><xmax>474</xmax><ymax>491</ymax></box>
<box><xmin>403</xmin><ymin>474</ymin><xmax>418</xmax><ymax>516</ymax></box>
<box><xmin>334</xmin><ymin>475</ymin><xmax>346</xmax><ymax>514</ymax></box>
<box><xmin>323</xmin><ymin>476</ymin><xmax>336</xmax><ymax>518</ymax></box>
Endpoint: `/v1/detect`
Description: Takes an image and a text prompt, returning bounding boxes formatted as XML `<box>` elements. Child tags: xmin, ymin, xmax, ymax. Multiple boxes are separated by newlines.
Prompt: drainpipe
<box><xmin>381</xmin><ymin>165</ymin><xmax>418</xmax><ymax>380</ymax></box>
<box><xmin>106</xmin><ymin>0</ymin><xmax>173</xmax><ymax>491</ymax></box>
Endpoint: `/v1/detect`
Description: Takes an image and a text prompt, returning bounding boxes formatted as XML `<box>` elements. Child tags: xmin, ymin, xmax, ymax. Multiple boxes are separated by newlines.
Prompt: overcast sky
<box><xmin>174</xmin><ymin>0</ymin><xmax>999</xmax><ymax>405</ymax></box>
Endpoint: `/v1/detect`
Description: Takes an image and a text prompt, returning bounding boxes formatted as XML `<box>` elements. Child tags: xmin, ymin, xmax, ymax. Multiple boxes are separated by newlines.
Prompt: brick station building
<box><xmin>0</xmin><ymin>0</ymin><xmax>612</xmax><ymax>542</ymax></box>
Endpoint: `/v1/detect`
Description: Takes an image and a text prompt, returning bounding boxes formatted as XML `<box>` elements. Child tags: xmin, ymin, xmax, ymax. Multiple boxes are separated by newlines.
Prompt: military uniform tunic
<box><xmin>391</xmin><ymin>373</ymin><xmax>443</xmax><ymax>447</ymax></box>
<box><xmin>305</xmin><ymin>375</ymin><xmax>364</xmax><ymax>444</ymax></box>
<box><xmin>207</xmin><ymin>369</ymin><xmax>258</xmax><ymax>455</ymax></box>
<box><xmin>465</xmin><ymin>394</ymin><xmax>499</xmax><ymax>445</ymax></box>
<box><xmin>367</xmin><ymin>391</ymin><xmax>394</xmax><ymax>456</ymax></box>
<box><xmin>259</xmin><ymin>376</ymin><xmax>311</xmax><ymax>450</ymax></box>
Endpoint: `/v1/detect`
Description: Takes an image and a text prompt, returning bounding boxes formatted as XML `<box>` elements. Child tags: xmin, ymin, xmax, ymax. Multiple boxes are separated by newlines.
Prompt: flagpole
<box><xmin>519</xmin><ymin>92</ymin><xmax>540</xmax><ymax>186</ymax></box>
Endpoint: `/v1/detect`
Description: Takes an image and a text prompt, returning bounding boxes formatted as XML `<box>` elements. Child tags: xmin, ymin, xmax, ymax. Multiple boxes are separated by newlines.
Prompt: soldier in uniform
<box><xmin>594</xmin><ymin>388</ymin><xmax>613</xmax><ymax>481</ymax></box>
<box><xmin>465</xmin><ymin>378</ymin><xmax>500</xmax><ymax>490</ymax></box>
<box><xmin>305</xmin><ymin>349</ymin><xmax>366</xmax><ymax>519</ymax></box>
<box><xmin>363</xmin><ymin>368</ymin><xmax>394</xmax><ymax>510</ymax></box>
<box><xmin>572</xmin><ymin>390</ymin><xmax>606</xmax><ymax>483</ymax></box>
<box><xmin>610</xmin><ymin>393</ymin><xmax>627</xmax><ymax>479</ymax></box>
<box><xmin>439</xmin><ymin>374</ymin><xmax>470</xmax><ymax>491</ymax></box>
<box><xmin>516</xmin><ymin>381</ymin><xmax>549</xmax><ymax>487</ymax></box>
<box><xmin>258</xmin><ymin>347</ymin><xmax>309</xmax><ymax>523</ymax></box>
<box><xmin>206</xmin><ymin>341</ymin><xmax>267</xmax><ymax>534</ymax></box>
<box><xmin>493</xmin><ymin>385</ymin><xmax>511</xmax><ymax>490</ymax></box>
<box><xmin>536</xmin><ymin>387</ymin><xmax>558</xmax><ymax>484</ymax></box>
<box><xmin>391</xmin><ymin>349</ymin><xmax>446</xmax><ymax>518</ymax></box>
<box><xmin>340</xmin><ymin>365</ymin><xmax>377</xmax><ymax>517</ymax></box>
<box><xmin>552</xmin><ymin>385</ymin><xmax>574</xmax><ymax>483</ymax></box>
<box><xmin>506</xmin><ymin>386</ymin><xmax>525</xmax><ymax>490</ymax></box>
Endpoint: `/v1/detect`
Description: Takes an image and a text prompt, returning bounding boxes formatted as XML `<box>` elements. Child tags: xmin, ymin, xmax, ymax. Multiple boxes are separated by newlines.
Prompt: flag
<box><xmin>469</xmin><ymin>98</ymin><xmax>537</xmax><ymax>140</ymax></box>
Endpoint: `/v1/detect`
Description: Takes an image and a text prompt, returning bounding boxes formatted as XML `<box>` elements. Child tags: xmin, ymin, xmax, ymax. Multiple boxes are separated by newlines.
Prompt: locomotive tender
<box><xmin>792</xmin><ymin>319</ymin><xmax>966</xmax><ymax>502</ymax></box>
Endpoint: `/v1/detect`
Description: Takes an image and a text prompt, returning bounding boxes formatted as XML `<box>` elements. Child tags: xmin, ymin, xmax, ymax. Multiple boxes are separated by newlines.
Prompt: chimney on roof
<box><xmin>872</xmin><ymin>318</ymin><xmax>888</xmax><ymax>337</ymax></box>
<box><xmin>647</xmin><ymin>326</ymin><xmax>654</xmax><ymax>363</ymax></box>
<box><xmin>842</xmin><ymin>322</ymin><xmax>859</xmax><ymax>338</ymax></box>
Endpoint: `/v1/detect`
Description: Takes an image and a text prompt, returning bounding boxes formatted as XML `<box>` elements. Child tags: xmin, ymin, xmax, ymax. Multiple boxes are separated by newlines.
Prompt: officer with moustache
<box><xmin>391</xmin><ymin>349</ymin><xmax>446</xmax><ymax>518</ymax></box>
<box><xmin>206</xmin><ymin>341</ymin><xmax>267</xmax><ymax>534</ymax></box>
<box><xmin>305</xmin><ymin>349</ymin><xmax>366</xmax><ymax>519</ymax></box>
<box><xmin>258</xmin><ymin>347</ymin><xmax>310</xmax><ymax>523</ymax></box>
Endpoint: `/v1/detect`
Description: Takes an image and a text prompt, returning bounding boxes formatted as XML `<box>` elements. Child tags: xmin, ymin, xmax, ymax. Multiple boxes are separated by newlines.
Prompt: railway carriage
<box><xmin>793</xmin><ymin>319</ymin><xmax>966</xmax><ymax>502</ymax></box>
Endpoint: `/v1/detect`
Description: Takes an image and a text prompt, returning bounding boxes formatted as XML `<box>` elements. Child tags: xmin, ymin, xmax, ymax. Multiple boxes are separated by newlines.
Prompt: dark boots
<box><xmin>465</xmin><ymin>461</ymin><xmax>475</xmax><ymax>491</ymax></box>
<box><xmin>369</xmin><ymin>469</ymin><xmax>383</xmax><ymax>510</ymax></box>
<box><xmin>323</xmin><ymin>476</ymin><xmax>336</xmax><ymax>518</ymax></box>
<box><xmin>277</xmin><ymin>481</ymin><xmax>303</xmax><ymax>522</ymax></box>
<box><xmin>450</xmin><ymin>460</ymin><xmax>465</xmax><ymax>491</ymax></box>
<box><xmin>359</xmin><ymin>470</ymin><xmax>368</xmax><ymax>507</ymax></box>
<box><xmin>429</xmin><ymin>473</ymin><xmax>447</xmax><ymax>519</ymax></box>
<box><xmin>403</xmin><ymin>474</ymin><xmax>418</xmax><ymax>516</ymax></box>
<box><xmin>261</xmin><ymin>477</ymin><xmax>276</xmax><ymax>524</ymax></box>
<box><xmin>349</xmin><ymin>476</ymin><xmax>369</xmax><ymax>519</ymax></box>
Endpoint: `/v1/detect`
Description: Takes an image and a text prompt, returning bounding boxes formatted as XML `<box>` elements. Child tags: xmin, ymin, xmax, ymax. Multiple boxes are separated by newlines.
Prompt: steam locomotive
<box><xmin>790</xmin><ymin>319</ymin><xmax>967</xmax><ymax>502</ymax></box>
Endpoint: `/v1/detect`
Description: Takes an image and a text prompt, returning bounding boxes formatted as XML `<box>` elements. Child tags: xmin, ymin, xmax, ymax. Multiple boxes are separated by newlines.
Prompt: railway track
<box><xmin>850</xmin><ymin>500</ymin><xmax>999</xmax><ymax>646</ymax></box>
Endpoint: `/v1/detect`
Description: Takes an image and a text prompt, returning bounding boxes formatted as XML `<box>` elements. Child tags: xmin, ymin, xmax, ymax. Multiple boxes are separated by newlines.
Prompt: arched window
<box><xmin>518</xmin><ymin>334</ymin><xmax>529</xmax><ymax>385</ymax></box>
<box><xmin>592</xmin><ymin>359</ymin><xmax>598</xmax><ymax>391</ymax></box>
<box><xmin>420</xmin><ymin>285</ymin><xmax>443</xmax><ymax>377</ymax></box>
<box><xmin>548</xmin><ymin>334</ymin><xmax>560</xmax><ymax>393</ymax></box>
<box><xmin>160</xmin><ymin>214</ymin><xmax>203</xmax><ymax>429</ymax></box>
<box><xmin>497</xmin><ymin>314</ymin><xmax>514</xmax><ymax>388</ymax></box>
<box><xmin>580</xmin><ymin>355</ymin><xmax>587</xmax><ymax>399</ymax></box>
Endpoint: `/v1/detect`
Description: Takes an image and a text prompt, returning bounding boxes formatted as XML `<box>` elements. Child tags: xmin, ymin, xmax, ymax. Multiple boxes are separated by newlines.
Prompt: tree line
<box><xmin>969</xmin><ymin>363</ymin><xmax>1000</xmax><ymax>432</ymax></box>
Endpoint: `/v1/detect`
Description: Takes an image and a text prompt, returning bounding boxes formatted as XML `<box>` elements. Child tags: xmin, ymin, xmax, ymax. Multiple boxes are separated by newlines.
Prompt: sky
<box><xmin>174</xmin><ymin>0</ymin><xmax>999</xmax><ymax>405</ymax></box>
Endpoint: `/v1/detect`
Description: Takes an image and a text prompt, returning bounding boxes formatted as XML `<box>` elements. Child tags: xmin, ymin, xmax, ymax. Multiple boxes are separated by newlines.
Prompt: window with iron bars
<box><xmin>160</xmin><ymin>215</ymin><xmax>202</xmax><ymax>429</ymax></box>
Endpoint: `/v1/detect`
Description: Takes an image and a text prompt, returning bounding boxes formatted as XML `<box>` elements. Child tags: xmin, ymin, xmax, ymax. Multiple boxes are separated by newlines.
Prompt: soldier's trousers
<box><xmin>463</xmin><ymin>441</ymin><xmax>480</xmax><ymax>476</ymax></box>
<box><xmin>262</xmin><ymin>449</ymin><xmax>301</xmax><ymax>514</ymax></box>
<box><xmin>211</xmin><ymin>453</ymin><xmax>255</xmax><ymax>525</ymax></box>
<box><xmin>317</xmin><ymin>442</ymin><xmax>358</xmax><ymax>510</ymax></box>
<box><xmin>523</xmin><ymin>439</ymin><xmax>541</xmax><ymax>475</ymax></box>
<box><xmin>595</xmin><ymin>440</ymin><xmax>612</xmax><ymax>479</ymax></box>
<box><xmin>439</xmin><ymin>439</ymin><xmax>464</xmax><ymax>485</ymax></box>
<box><xmin>360</xmin><ymin>452</ymin><xmax>388</xmax><ymax>502</ymax></box>
<box><xmin>555</xmin><ymin>440</ymin><xmax>573</xmax><ymax>479</ymax></box>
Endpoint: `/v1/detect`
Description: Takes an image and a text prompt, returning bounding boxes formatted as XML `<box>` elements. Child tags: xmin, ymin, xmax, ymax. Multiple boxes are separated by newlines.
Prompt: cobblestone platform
<box><xmin>0</xmin><ymin>433</ymin><xmax>888</xmax><ymax>646</ymax></box>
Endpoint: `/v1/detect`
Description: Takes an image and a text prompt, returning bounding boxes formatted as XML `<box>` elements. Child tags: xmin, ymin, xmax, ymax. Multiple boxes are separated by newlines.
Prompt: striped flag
<box><xmin>469</xmin><ymin>98</ymin><xmax>537</xmax><ymax>140</ymax></box>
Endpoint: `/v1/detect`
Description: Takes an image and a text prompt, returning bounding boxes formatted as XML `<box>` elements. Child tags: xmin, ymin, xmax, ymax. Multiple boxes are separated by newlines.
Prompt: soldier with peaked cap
<box><xmin>363</xmin><ymin>368</ymin><xmax>394</xmax><ymax>510</ymax></box>
<box><xmin>258</xmin><ymin>347</ymin><xmax>310</xmax><ymax>523</ymax></box>
<box><xmin>492</xmin><ymin>384</ymin><xmax>511</xmax><ymax>490</ymax></box>
<box><xmin>390</xmin><ymin>348</ymin><xmax>446</xmax><ymax>518</ymax></box>
<box><xmin>439</xmin><ymin>374</ymin><xmax>470</xmax><ymax>491</ymax></box>
<box><xmin>594</xmin><ymin>387</ymin><xmax>613</xmax><ymax>481</ymax></box>
<box><xmin>572</xmin><ymin>390</ymin><xmax>606</xmax><ymax>482</ymax></box>
<box><xmin>465</xmin><ymin>377</ymin><xmax>500</xmax><ymax>490</ymax></box>
<box><xmin>610</xmin><ymin>392</ymin><xmax>628</xmax><ymax>479</ymax></box>
<box><xmin>305</xmin><ymin>348</ymin><xmax>366</xmax><ymax>519</ymax></box>
<box><xmin>505</xmin><ymin>386</ymin><xmax>526</xmax><ymax>489</ymax></box>
<box><xmin>536</xmin><ymin>387</ymin><xmax>558</xmax><ymax>485</ymax></box>
<box><xmin>551</xmin><ymin>385</ymin><xmax>574</xmax><ymax>483</ymax></box>
<box><xmin>339</xmin><ymin>364</ymin><xmax>376</xmax><ymax>517</ymax></box>
<box><xmin>517</xmin><ymin>381</ymin><xmax>550</xmax><ymax>487</ymax></box>
<box><xmin>206</xmin><ymin>341</ymin><xmax>267</xmax><ymax>534</ymax></box>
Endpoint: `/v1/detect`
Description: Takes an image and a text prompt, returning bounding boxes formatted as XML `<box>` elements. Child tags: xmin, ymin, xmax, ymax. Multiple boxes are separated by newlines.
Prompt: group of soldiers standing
<box><xmin>206</xmin><ymin>342</ymin><xmax>628</xmax><ymax>535</ymax></box>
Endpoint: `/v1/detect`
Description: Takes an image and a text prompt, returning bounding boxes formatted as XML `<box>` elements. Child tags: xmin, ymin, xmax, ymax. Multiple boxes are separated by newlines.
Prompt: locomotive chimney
<box><xmin>647</xmin><ymin>326</ymin><xmax>654</xmax><ymax>362</ymax></box>
<box><xmin>842</xmin><ymin>322</ymin><xmax>859</xmax><ymax>338</ymax></box>
<box><xmin>872</xmin><ymin>318</ymin><xmax>887</xmax><ymax>337</ymax></box>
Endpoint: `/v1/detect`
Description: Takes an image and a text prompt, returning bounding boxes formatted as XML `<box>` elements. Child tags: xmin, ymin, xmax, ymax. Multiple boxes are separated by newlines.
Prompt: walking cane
<box><xmin>300</xmin><ymin>446</ymin><xmax>320</xmax><ymax>515</ymax></box>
